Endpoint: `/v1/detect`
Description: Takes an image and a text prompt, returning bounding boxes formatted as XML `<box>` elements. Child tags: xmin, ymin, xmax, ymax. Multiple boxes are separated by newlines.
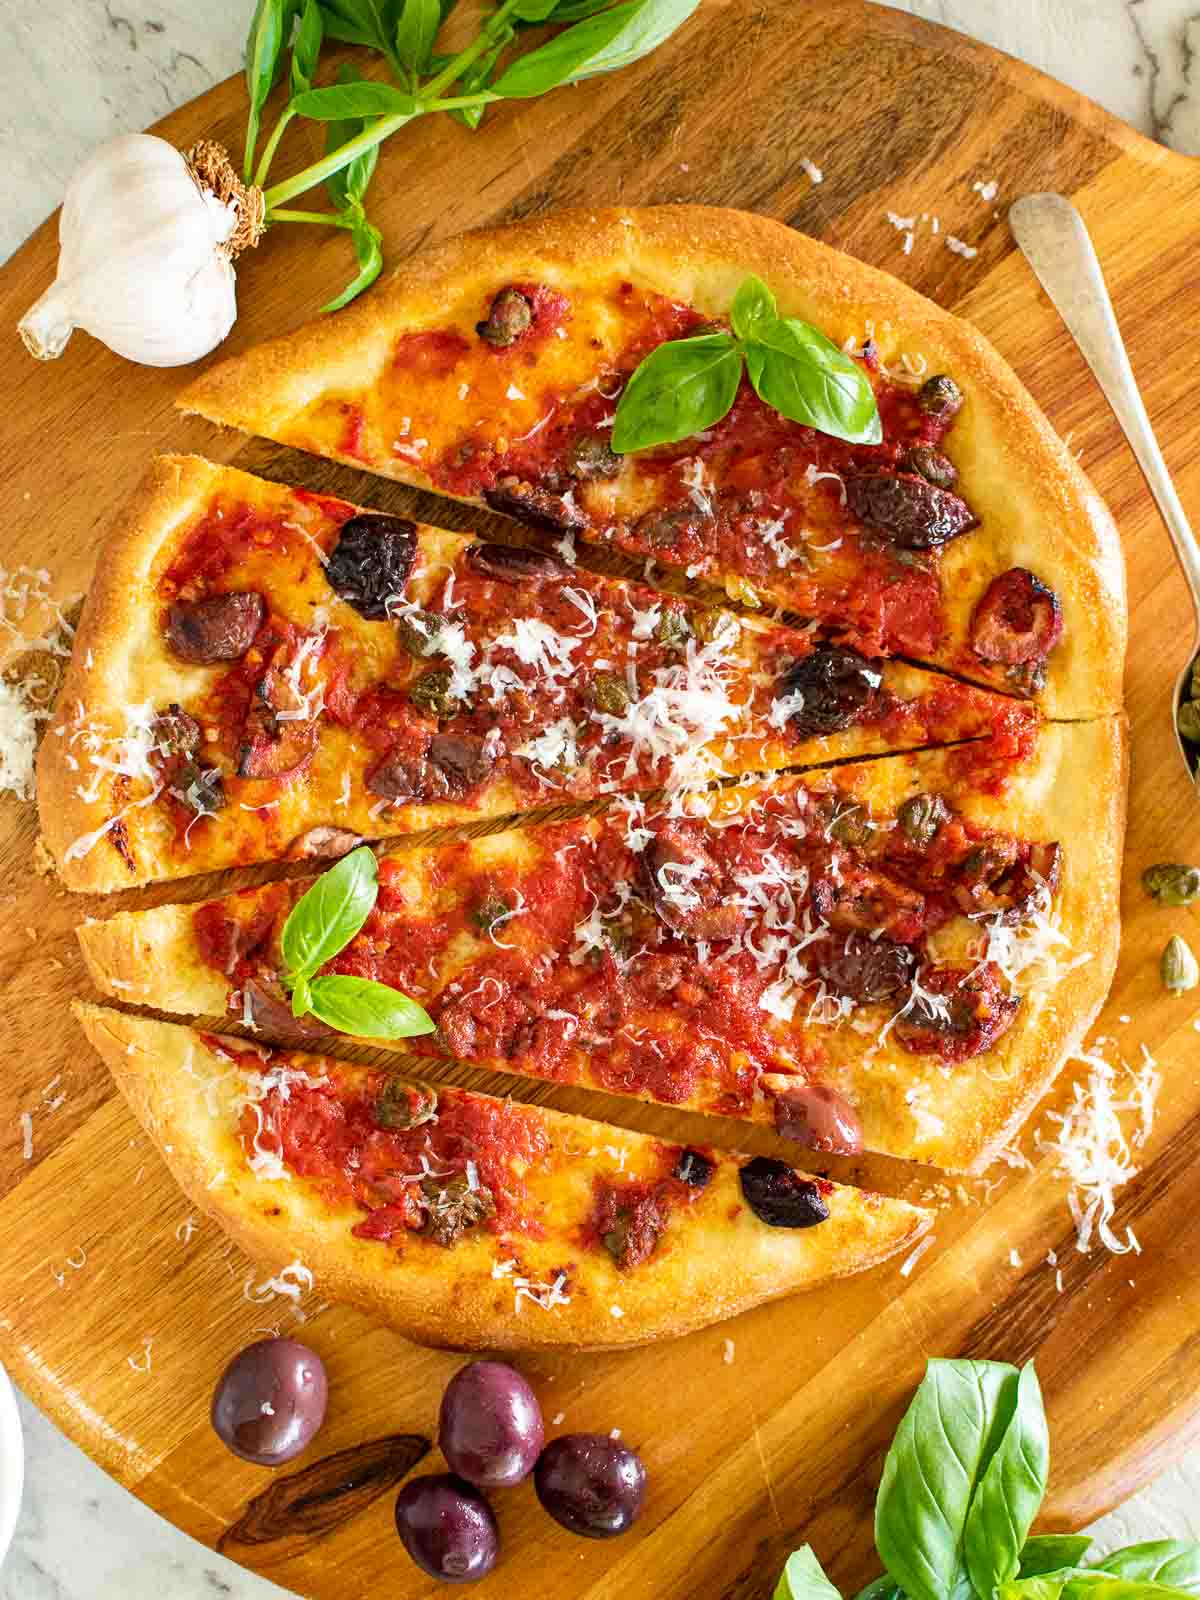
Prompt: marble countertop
<box><xmin>1</xmin><ymin>2</ymin><xmax>1198</xmax><ymax>1596</ymax></box>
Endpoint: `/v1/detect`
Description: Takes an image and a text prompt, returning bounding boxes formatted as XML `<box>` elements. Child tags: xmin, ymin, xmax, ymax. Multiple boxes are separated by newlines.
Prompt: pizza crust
<box><xmin>179</xmin><ymin>205</ymin><xmax>1126</xmax><ymax>718</ymax></box>
<box><xmin>75</xmin><ymin>1004</ymin><xmax>931</xmax><ymax>1351</ymax></box>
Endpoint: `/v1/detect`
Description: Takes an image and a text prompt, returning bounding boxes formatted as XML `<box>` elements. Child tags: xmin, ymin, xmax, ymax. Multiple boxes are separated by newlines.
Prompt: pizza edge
<box><xmin>75</xmin><ymin>1003</ymin><xmax>932</xmax><ymax>1352</ymax></box>
<box><xmin>176</xmin><ymin>203</ymin><xmax>1127</xmax><ymax>719</ymax></box>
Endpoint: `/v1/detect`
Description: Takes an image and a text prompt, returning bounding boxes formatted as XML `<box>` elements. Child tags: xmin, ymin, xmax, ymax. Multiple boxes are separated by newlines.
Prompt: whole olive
<box><xmin>210</xmin><ymin>1339</ymin><xmax>328</xmax><ymax>1466</ymax></box>
<box><xmin>439</xmin><ymin>1361</ymin><xmax>545</xmax><ymax>1490</ymax></box>
<box><xmin>534</xmin><ymin>1433</ymin><xmax>647</xmax><ymax>1539</ymax></box>
<box><xmin>395</xmin><ymin>1473</ymin><xmax>499</xmax><ymax>1583</ymax></box>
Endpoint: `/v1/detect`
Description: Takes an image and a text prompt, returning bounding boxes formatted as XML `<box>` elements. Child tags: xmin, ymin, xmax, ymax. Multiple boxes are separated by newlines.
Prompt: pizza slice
<box><xmin>178</xmin><ymin>205</ymin><xmax>1126</xmax><ymax>717</ymax></box>
<box><xmin>38</xmin><ymin>453</ymin><xmax>1035</xmax><ymax>893</ymax></box>
<box><xmin>78</xmin><ymin>719</ymin><xmax>1124</xmax><ymax>1172</ymax></box>
<box><xmin>75</xmin><ymin>1005</ymin><xmax>931</xmax><ymax>1350</ymax></box>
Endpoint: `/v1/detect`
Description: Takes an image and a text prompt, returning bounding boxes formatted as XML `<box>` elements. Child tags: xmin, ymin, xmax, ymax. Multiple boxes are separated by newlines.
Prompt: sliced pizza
<box><xmin>179</xmin><ymin>205</ymin><xmax>1126</xmax><ymax>717</ymax></box>
<box><xmin>78</xmin><ymin>719</ymin><xmax>1124</xmax><ymax>1171</ymax></box>
<box><xmin>75</xmin><ymin>1005</ymin><xmax>931</xmax><ymax>1350</ymax></box>
<box><xmin>38</xmin><ymin>453</ymin><xmax>1035</xmax><ymax>894</ymax></box>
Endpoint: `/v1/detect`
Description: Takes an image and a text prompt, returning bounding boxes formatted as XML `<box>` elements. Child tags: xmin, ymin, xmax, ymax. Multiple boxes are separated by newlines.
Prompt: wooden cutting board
<box><xmin>2</xmin><ymin>2</ymin><xmax>1200</xmax><ymax>1595</ymax></box>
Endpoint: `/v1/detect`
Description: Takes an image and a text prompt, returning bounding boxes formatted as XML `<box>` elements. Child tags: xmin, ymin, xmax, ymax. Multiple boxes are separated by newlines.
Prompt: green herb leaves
<box><xmin>611</xmin><ymin>273</ymin><xmax>882</xmax><ymax>453</ymax></box>
<box><xmin>773</xmin><ymin>1360</ymin><xmax>1200</xmax><ymax>1600</ymax></box>
<box><xmin>279</xmin><ymin>846</ymin><xmax>435</xmax><ymax>1039</ymax></box>
<box><xmin>491</xmin><ymin>0</ymin><xmax>700</xmax><ymax>96</ymax></box>
<box><xmin>244</xmin><ymin>0</ymin><xmax>291</xmax><ymax>179</ymax></box>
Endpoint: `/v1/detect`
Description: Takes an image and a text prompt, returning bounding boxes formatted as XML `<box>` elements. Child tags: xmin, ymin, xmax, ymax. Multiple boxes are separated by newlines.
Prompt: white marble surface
<box><xmin>1</xmin><ymin>2</ymin><xmax>1199</xmax><ymax>1596</ymax></box>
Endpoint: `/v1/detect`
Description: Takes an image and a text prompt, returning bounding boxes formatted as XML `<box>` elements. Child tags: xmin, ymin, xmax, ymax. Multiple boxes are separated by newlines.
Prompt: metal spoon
<box><xmin>1009</xmin><ymin>191</ymin><xmax>1200</xmax><ymax>781</ymax></box>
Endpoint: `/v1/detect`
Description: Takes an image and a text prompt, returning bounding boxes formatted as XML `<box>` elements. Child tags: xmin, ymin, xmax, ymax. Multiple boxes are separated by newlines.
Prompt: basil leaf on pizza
<box><xmin>305</xmin><ymin>973</ymin><xmax>437</xmax><ymax>1037</ymax></box>
<box><xmin>744</xmin><ymin>316</ymin><xmax>883</xmax><ymax>444</ymax></box>
<box><xmin>281</xmin><ymin>845</ymin><xmax>379</xmax><ymax>982</ymax></box>
<box><xmin>730</xmin><ymin>273</ymin><xmax>777</xmax><ymax>342</ymax></box>
<box><xmin>610</xmin><ymin>333</ymin><xmax>743</xmax><ymax>451</ymax></box>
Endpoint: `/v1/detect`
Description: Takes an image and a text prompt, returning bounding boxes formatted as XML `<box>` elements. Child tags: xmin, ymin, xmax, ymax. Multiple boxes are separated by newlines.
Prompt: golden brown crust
<box><xmin>75</xmin><ymin>1004</ymin><xmax>931</xmax><ymax>1351</ymax></box>
<box><xmin>77</xmin><ymin>720</ymin><xmax>1126</xmax><ymax>1173</ymax></box>
<box><xmin>179</xmin><ymin>204</ymin><xmax>1126</xmax><ymax>717</ymax></box>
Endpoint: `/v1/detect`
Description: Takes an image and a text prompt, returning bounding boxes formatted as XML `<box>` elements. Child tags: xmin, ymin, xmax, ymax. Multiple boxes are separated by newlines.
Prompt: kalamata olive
<box><xmin>764</xmin><ymin>1078</ymin><xmax>864</xmax><ymax>1156</ymax></box>
<box><xmin>812</xmin><ymin>863</ymin><xmax>925</xmax><ymax>939</ymax></box>
<box><xmin>483</xmin><ymin>477</ymin><xmax>588</xmax><ymax>536</ymax></box>
<box><xmin>534</xmin><ymin>1434</ymin><xmax>647</xmax><ymax>1539</ymax></box>
<box><xmin>370</xmin><ymin>738</ymin><xmax>492</xmax><ymax>804</ymax></box>
<box><xmin>596</xmin><ymin>1183</ymin><xmax>665</xmax><ymax>1270</ymax></box>
<box><xmin>211</xmin><ymin>1338</ymin><xmax>328</xmax><ymax>1466</ymax></box>
<box><xmin>673</xmin><ymin>1147</ymin><xmax>714</xmax><ymax>1188</ymax></box>
<box><xmin>466</xmin><ymin>541</ymin><xmax>571</xmax><ymax>582</ymax></box>
<box><xmin>917</xmin><ymin>373</ymin><xmax>964</xmax><ymax>419</ymax></box>
<box><xmin>421</xmin><ymin>1173</ymin><xmax>497</xmax><ymax>1247</ymax></box>
<box><xmin>632</xmin><ymin>506</ymin><xmax>709</xmax><ymax>550</ymax></box>
<box><xmin>969</xmin><ymin>568</ymin><xmax>1064</xmax><ymax>665</ymax></box>
<box><xmin>902</xmin><ymin>445</ymin><xmax>958</xmax><ymax>490</ymax></box>
<box><xmin>775</xmin><ymin>648</ymin><xmax>883</xmax><ymax>737</ymax></box>
<box><xmin>243</xmin><ymin>979</ymin><xmax>337</xmax><ymax>1049</ymax></box>
<box><xmin>439</xmin><ymin>1362</ymin><xmax>545</xmax><ymax>1489</ymax></box>
<box><xmin>646</xmin><ymin>824</ymin><xmax>747</xmax><ymax>942</ymax></box>
<box><xmin>846</xmin><ymin>471</ymin><xmax>979</xmax><ymax>550</ymax></box>
<box><xmin>325</xmin><ymin>515</ymin><xmax>418</xmax><ymax>620</ymax></box>
<box><xmin>815</xmin><ymin>934</ymin><xmax>915</xmax><ymax>1001</ymax></box>
<box><xmin>951</xmin><ymin>838</ymin><xmax>1062</xmax><ymax>923</ymax></box>
<box><xmin>152</xmin><ymin>704</ymin><xmax>201</xmax><ymax>756</ymax></box>
<box><xmin>165</xmin><ymin>592</ymin><xmax>264</xmax><ymax>663</ymax></box>
<box><xmin>738</xmin><ymin>1157</ymin><xmax>830</xmax><ymax>1228</ymax></box>
<box><xmin>476</xmin><ymin>286</ymin><xmax>532</xmax><ymax>347</ymax></box>
<box><xmin>168</xmin><ymin>759</ymin><xmax>225</xmax><ymax>816</ymax></box>
<box><xmin>394</xmin><ymin>1473</ymin><xmax>499</xmax><ymax>1583</ymax></box>
<box><xmin>564</xmin><ymin>433</ymin><xmax>621</xmax><ymax>480</ymax></box>
<box><xmin>375</xmin><ymin>1081</ymin><xmax>438</xmax><ymax>1131</ymax></box>
<box><xmin>893</xmin><ymin>963</ymin><xmax>1019</xmax><ymax>1061</ymax></box>
<box><xmin>287</xmin><ymin>825</ymin><xmax>362</xmax><ymax>860</ymax></box>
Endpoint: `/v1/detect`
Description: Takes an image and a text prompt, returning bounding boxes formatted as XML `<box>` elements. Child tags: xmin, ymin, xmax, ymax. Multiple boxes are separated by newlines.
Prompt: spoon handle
<box><xmin>1008</xmin><ymin>192</ymin><xmax>1200</xmax><ymax>612</ymax></box>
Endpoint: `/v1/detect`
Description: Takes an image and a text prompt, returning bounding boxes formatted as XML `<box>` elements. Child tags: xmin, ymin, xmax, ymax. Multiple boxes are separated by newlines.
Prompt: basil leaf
<box><xmin>875</xmin><ymin>1358</ymin><xmax>1021</xmax><ymax>1600</ymax></box>
<box><xmin>245</xmin><ymin>0</ymin><xmax>289</xmax><ymax>175</ymax></box>
<box><xmin>291</xmin><ymin>0</ymin><xmax>324</xmax><ymax>95</ymax></box>
<box><xmin>1021</xmin><ymin>1542</ymin><xmax>1095</xmax><ymax>1579</ymax></box>
<box><xmin>852</xmin><ymin>1580</ymin><xmax>904</xmax><ymax>1600</ymax></box>
<box><xmin>395</xmin><ymin>0</ymin><xmax>441</xmax><ymax>77</ymax></box>
<box><xmin>306</xmin><ymin>974</ymin><xmax>436</xmax><ymax>1038</ymax></box>
<box><xmin>964</xmin><ymin>1363</ymin><xmax>1051</xmax><ymax>1597</ymax></box>
<box><xmin>317</xmin><ymin>9</ymin><xmax>377</xmax><ymax>44</ymax></box>
<box><xmin>292</xmin><ymin>80</ymin><xmax>416</xmax><ymax>117</ymax></box>
<box><xmin>1001</xmin><ymin>1577</ymin><xmax>1072</xmax><ymax>1600</ymax></box>
<box><xmin>1092</xmin><ymin>1548</ymin><xmax>1200</xmax><ymax>1596</ymax></box>
<box><xmin>291</xmin><ymin>973</ymin><xmax>313</xmax><ymax>1019</ymax></box>
<box><xmin>491</xmin><ymin>0</ymin><xmax>699</xmax><ymax>96</ymax></box>
<box><xmin>320</xmin><ymin>0</ymin><xmax>391</xmax><ymax>47</ymax></box>
<box><xmin>280</xmin><ymin>845</ymin><xmax>379</xmax><ymax>980</ymax></box>
<box><xmin>1004</xmin><ymin>1575</ymin><xmax>1200</xmax><ymax>1600</ymax></box>
<box><xmin>536</xmin><ymin>0</ymin><xmax>623</xmax><ymax>17</ymax></box>
<box><xmin>322</xmin><ymin>212</ymin><xmax>384</xmax><ymax>312</ymax></box>
<box><xmin>775</xmin><ymin>1547</ymin><xmax>844</xmax><ymax>1600</ymax></box>
<box><xmin>323</xmin><ymin>66</ymin><xmax>382</xmax><ymax>208</ymax></box>
<box><xmin>611</xmin><ymin>333</ymin><xmax>742</xmax><ymax>452</ymax></box>
<box><xmin>731</xmin><ymin>273</ymin><xmax>776</xmax><ymax>342</ymax></box>
<box><xmin>513</xmin><ymin>0</ymin><xmax>563</xmax><ymax>17</ymax></box>
<box><xmin>744</xmin><ymin>316</ymin><xmax>881</xmax><ymax>444</ymax></box>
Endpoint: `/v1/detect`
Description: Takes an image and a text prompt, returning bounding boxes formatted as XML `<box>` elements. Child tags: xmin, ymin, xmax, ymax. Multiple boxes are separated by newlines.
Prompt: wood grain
<box><xmin>0</xmin><ymin>2</ymin><xmax>1199</xmax><ymax>1596</ymax></box>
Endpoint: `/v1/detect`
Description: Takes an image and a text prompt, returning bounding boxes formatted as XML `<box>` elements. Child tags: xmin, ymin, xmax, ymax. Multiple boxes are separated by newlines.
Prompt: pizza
<box><xmin>74</xmin><ymin>1004</ymin><xmax>931</xmax><ymax>1350</ymax></box>
<box><xmin>37</xmin><ymin>453</ymin><xmax>1035</xmax><ymax>894</ymax></box>
<box><xmin>178</xmin><ymin>205</ymin><xmax>1126</xmax><ymax>718</ymax></box>
<box><xmin>77</xmin><ymin>719</ymin><xmax>1122</xmax><ymax>1172</ymax></box>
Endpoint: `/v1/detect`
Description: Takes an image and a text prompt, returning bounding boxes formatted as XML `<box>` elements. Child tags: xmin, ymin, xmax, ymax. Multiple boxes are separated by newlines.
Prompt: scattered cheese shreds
<box><xmin>799</xmin><ymin>157</ymin><xmax>823</xmax><ymax>184</ymax></box>
<box><xmin>899</xmin><ymin>1234</ymin><xmax>935</xmax><ymax>1278</ymax></box>
<box><xmin>18</xmin><ymin>1110</ymin><xmax>33</xmax><ymax>1161</ymax></box>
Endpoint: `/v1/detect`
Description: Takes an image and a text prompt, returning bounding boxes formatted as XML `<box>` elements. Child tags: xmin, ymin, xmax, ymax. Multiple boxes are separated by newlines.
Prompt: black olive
<box><xmin>632</xmin><ymin>507</ymin><xmax>708</xmax><ymax>549</ymax></box>
<box><xmin>846</xmin><ymin>471</ymin><xmax>978</xmax><ymax>551</ymax></box>
<box><xmin>673</xmin><ymin>1148</ymin><xmax>714</xmax><ymax>1188</ymax></box>
<box><xmin>775</xmin><ymin>647</ymin><xmax>883</xmax><ymax>737</ymax></box>
<box><xmin>815</xmin><ymin>936</ymin><xmax>915</xmax><ymax>1002</ymax></box>
<box><xmin>164</xmin><ymin>592</ymin><xmax>264</xmax><ymax>663</ymax></box>
<box><xmin>467</xmin><ymin>541</ymin><xmax>571</xmax><ymax>582</ymax></box>
<box><xmin>325</xmin><ymin>515</ymin><xmax>418</xmax><ymax>620</ymax></box>
<box><xmin>376</xmin><ymin>1082</ymin><xmax>438</xmax><ymax>1131</ymax></box>
<box><xmin>483</xmin><ymin>478</ymin><xmax>587</xmax><ymax>536</ymax></box>
<box><xmin>917</xmin><ymin>374</ymin><xmax>964</xmax><ymax>419</ymax></box>
<box><xmin>739</xmin><ymin>1157</ymin><xmax>830</xmax><ymax>1229</ymax></box>
<box><xmin>152</xmin><ymin>704</ymin><xmax>202</xmax><ymax>756</ymax></box>
<box><xmin>902</xmin><ymin>445</ymin><xmax>958</xmax><ymax>490</ymax></box>
<box><xmin>476</xmin><ymin>287</ymin><xmax>533</xmax><ymax>347</ymax></box>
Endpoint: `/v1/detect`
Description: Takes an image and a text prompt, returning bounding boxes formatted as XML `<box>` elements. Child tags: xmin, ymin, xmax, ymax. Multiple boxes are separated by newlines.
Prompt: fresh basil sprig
<box><xmin>279</xmin><ymin>846</ymin><xmax>436</xmax><ymax>1039</ymax></box>
<box><xmin>773</xmin><ymin>1360</ymin><xmax>1200</xmax><ymax>1600</ymax></box>
<box><xmin>611</xmin><ymin>273</ymin><xmax>882</xmax><ymax>453</ymax></box>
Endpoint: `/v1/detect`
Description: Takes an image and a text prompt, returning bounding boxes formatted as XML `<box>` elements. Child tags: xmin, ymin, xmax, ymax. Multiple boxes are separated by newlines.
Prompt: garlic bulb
<box><xmin>19</xmin><ymin>133</ymin><xmax>244</xmax><ymax>367</ymax></box>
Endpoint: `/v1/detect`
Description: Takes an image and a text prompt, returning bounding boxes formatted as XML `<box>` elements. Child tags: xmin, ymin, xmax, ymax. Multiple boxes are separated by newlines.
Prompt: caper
<box><xmin>408</xmin><ymin>666</ymin><xmax>456</xmax><ymax>719</ymax></box>
<box><xmin>472</xmin><ymin>893</ymin><xmax>510</xmax><ymax>936</ymax></box>
<box><xmin>1178</xmin><ymin>700</ymin><xmax>1200</xmax><ymax>745</ymax></box>
<box><xmin>1143</xmin><ymin>862</ymin><xmax>1200</xmax><ymax>906</ymax></box>
<box><xmin>724</xmin><ymin>574</ymin><xmax>762</xmax><ymax>609</ymax></box>
<box><xmin>898</xmin><ymin>792</ymin><xmax>951</xmax><ymax>848</ymax></box>
<box><xmin>829</xmin><ymin>804</ymin><xmax>870</xmax><ymax>846</ymax></box>
<box><xmin>376</xmin><ymin>1082</ymin><xmax>438</xmax><ymax>1131</ymax></box>
<box><xmin>591</xmin><ymin>671</ymin><xmax>631</xmax><ymax>715</ymax></box>
<box><xmin>601</xmin><ymin>915</ymin><xmax>630</xmax><ymax>957</ymax></box>
<box><xmin>565</xmin><ymin>433</ymin><xmax>621</xmax><ymax>480</ymax></box>
<box><xmin>395</xmin><ymin>608</ymin><xmax>441</xmax><ymax>658</ymax></box>
<box><xmin>655</xmin><ymin>608</ymin><xmax>692</xmax><ymax>653</ymax></box>
<box><xmin>1162</xmin><ymin>934</ymin><xmax>1199</xmax><ymax>994</ymax></box>
<box><xmin>917</xmin><ymin>374</ymin><xmax>963</xmax><ymax>418</ymax></box>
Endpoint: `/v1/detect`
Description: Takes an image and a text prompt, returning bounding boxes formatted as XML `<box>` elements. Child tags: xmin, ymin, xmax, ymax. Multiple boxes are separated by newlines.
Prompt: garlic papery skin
<box><xmin>19</xmin><ymin>133</ymin><xmax>241</xmax><ymax>367</ymax></box>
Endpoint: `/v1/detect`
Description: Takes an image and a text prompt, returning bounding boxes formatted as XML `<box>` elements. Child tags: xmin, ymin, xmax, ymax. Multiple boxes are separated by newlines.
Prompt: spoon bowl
<box><xmin>1009</xmin><ymin>192</ymin><xmax>1200</xmax><ymax>785</ymax></box>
